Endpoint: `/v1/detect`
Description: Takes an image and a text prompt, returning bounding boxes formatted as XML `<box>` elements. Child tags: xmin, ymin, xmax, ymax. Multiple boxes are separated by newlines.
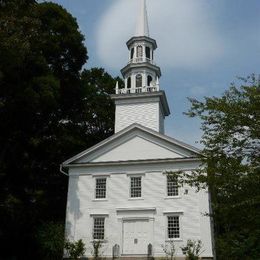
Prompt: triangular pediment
<box><xmin>81</xmin><ymin>135</ymin><xmax>183</xmax><ymax>163</ymax></box>
<box><xmin>63</xmin><ymin>124</ymin><xmax>200</xmax><ymax>165</ymax></box>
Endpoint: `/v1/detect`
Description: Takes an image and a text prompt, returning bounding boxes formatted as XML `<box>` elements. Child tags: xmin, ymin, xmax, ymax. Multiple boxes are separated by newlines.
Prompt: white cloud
<box><xmin>96</xmin><ymin>0</ymin><xmax>225</xmax><ymax>71</ymax></box>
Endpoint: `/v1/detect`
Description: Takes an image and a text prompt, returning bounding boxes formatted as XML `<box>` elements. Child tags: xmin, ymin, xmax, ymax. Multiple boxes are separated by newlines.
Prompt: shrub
<box><xmin>91</xmin><ymin>240</ymin><xmax>104</xmax><ymax>260</ymax></box>
<box><xmin>64</xmin><ymin>239</ymin><xmax>86</xmax><ymax>260</ymax></box>
<box><xmin>161</xmin><ymin>240</ymin><xmax>176</xmax><ymax>260</ymax></box>
<box><xmin>181</xmin><ymin>240</ymin><xmax>203</xmax><ymax>260</ymax></box>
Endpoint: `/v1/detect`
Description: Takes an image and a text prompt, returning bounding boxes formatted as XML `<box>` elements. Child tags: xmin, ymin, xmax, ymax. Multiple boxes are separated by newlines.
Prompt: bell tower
<box><xmin>111</xmin><ymin>0</ymin><xmax>170</xmax><ymax>134</ymax></box>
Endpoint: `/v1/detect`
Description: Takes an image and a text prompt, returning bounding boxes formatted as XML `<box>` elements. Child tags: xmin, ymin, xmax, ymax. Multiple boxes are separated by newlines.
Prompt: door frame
<box><xmin>121</xmin><ymin>217</ymin><xmax>154</xmax><ymax>255</ymax></box>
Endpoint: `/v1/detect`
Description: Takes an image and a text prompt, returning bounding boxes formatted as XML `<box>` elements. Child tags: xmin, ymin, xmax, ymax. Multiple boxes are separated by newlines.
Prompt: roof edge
<box><xmin>62</xmin><ymin>157</ymin><xmax>201</xmax><ymax>168</ymax></box>
<box><xmin>62</xmin><ymin>123</ymin><xmax>201</xmax><ymax>166</ymax></box>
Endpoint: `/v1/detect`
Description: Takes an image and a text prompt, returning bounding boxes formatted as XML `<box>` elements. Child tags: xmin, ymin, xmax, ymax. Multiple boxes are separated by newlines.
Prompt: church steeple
<box><xmin>112</xmin><ymin>0</ymin><xmax>170</xmax><ymax>134</ymax></box>
<box><xmin>117</xmin><ymin>0</ymin><xmax>161</xmax><ymax>93</ymax></box>
<box><xmin>135</xmin><ymin>0</ymin><xmax>149</xmax><ymax>37</ymax></box>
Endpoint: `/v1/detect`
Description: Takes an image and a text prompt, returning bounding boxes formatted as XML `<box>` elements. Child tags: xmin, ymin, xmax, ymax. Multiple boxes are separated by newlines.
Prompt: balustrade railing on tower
<box><xmin>128</xmin><ymin>57</ymin><xmax>156</xmax><ymax>65</ymax></box>
<box><xmin>116</xmin><ymin>85</ymin><xmax>159</xmax><ymax>95</ymax></box>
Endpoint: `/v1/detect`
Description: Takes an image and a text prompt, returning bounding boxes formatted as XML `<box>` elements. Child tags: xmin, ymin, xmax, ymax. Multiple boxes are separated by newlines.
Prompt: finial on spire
<box><xmin>135</xmin><ymin>0</ymin><xmax>150</xmax><ymax>37</ymax></box>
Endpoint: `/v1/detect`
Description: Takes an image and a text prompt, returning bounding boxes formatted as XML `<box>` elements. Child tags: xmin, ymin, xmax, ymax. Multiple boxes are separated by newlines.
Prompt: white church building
<box><xmin>61</xmin><ymin>1</ymin><xmax>214</xmax><ymax>259</ymax></box>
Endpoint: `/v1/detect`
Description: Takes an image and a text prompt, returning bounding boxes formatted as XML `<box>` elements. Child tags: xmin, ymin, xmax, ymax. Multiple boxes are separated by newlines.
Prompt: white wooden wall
<box><xmin>115</xmin><ymin>102</ymin><xmax>162</xmax><ymax>133</ymax></box>
<box><xmin>65</xmin><ymin>162</ymin><xmax>213</xmax><ymax>258</ymax></box>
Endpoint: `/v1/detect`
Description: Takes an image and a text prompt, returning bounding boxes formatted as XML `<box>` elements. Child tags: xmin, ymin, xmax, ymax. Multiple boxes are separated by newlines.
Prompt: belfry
<box><xmin>112</xmin><ymin>0</ymin><xmax>169</xmax><ymax>134</ymax></box>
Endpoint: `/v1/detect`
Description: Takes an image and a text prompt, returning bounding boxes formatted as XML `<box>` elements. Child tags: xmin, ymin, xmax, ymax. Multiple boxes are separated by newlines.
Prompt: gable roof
<box><xmin>62</xmin><ymin>123</ymin><xmax>201</xmax><ymax>166</ymax></box>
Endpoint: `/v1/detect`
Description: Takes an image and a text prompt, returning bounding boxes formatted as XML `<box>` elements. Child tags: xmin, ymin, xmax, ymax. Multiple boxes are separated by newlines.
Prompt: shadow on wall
<box><xmin>65</xmin><ymin>175</ymin><xmax>83</xmax><ymax>240</ymax></box>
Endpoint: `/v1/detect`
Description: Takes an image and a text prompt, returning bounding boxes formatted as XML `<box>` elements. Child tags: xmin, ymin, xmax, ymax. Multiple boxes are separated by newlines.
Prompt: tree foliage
<box><xmin>0</xmin><ymin>1</ymin><xmax>121</xmax><ymax>258</ymax></box>
<box><xmin>37</xmin><ymin>221</ymin><xmax>65</xmax><ymax>260</ymax></box>
<box><xmin>184</xmin><ymin>75</ymin><xmax>260</xmax><ymax>259</ymax></box>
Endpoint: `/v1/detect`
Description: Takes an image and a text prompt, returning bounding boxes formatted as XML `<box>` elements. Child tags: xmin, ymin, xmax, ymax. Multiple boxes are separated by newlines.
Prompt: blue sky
<box><xmin>49</xmin><ymin>0</ymin><xmax>260</xmax><ymax>147</ymax></box>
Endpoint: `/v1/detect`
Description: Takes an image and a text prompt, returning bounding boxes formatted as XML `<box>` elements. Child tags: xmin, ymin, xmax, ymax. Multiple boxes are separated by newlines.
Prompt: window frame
<box><xmin>92</xmin><ymin>217</ymin><xmax>105</xmax><ymax>240</ymax></box>
<box><xmin>130</xmin><ymin>176</ymin><xmax>142</xmax><ymax>198</ymax></box>
<box><xmin>164</xmin><ymin>213</ymin><xmax>183</xmax><ymax>241</ymax></box>
<box><xmin>166</xmin><ymin>175</ymin><xmax>179</xmax><ymax>197</ymax></box>
<box><xmin>95</xmin><ymin>177</ymin><xmax>107</xmax><ymax>200</ymax></box>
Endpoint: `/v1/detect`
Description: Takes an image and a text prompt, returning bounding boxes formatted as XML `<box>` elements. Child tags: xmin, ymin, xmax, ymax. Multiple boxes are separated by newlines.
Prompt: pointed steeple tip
<box><xmin>135</xmin><ymin>0</ymin><xmax>150</xmax><ymax>37</ymax></box>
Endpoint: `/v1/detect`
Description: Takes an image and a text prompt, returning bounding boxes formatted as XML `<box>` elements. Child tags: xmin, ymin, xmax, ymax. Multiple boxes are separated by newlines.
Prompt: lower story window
<box><xmin>168</xmin><ymin>216</ymin><xmax>180</xmax><ymax>239</ymax></box>
<box><xmin>93</xmin><ymin>217</ymin><xmax>105</xmax><ymax>240</ymax></box>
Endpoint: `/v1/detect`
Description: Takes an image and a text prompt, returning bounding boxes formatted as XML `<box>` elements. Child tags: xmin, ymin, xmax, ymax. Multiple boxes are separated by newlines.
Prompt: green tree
<box><xmin>183</xmin><ymin>75</ymin><xmax>260</xmax><ymax>259</ymax></box>
<box><xmin>37</xmin><ymin>222</ymin><xmax>65</xmax><ymax>260</ymax></box>
<box><xmin>0</xmin><ymin>1</ymin><xmax>121</xmax><ymax>258</ymax></box>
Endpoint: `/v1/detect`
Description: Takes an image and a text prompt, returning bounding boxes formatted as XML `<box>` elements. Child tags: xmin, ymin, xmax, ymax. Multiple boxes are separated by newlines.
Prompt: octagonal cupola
<box><xmin>119</xmin><ymin>0</ymin><xmax>161</xmax><ymax>93</ymax></box>
<box><xmin>112</xmin><ymin>0</ymin><xmax>170</xmax><ymax>134</ymax></box>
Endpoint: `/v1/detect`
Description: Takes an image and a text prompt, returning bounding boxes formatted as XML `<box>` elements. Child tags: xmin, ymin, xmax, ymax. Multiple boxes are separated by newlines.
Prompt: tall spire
<box><xmin>135</xmin><ymin>0</ymin><xmax>150</xmax><ymax>37</ymax></box>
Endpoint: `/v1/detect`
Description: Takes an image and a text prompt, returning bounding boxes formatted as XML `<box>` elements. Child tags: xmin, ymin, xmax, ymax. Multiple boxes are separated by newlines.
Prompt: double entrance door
<box><xmin>122</xmin><ymin>219</ymin><xmax>152</xmax><ymax>255</ymax></box>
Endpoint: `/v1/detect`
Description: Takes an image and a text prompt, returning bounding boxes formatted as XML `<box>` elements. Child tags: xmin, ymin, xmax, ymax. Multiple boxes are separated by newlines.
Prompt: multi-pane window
<box><xmin>93</xmin><ymin>217</ymin><xmax>105</xmax><ymax>240</ymax></box>
<box><xmin>130</xmin><ymin>176</ymin><xmax>142</xmax><ymax>198</ymax></box>
<box><xmin>168</xmin><ymin>216</ymin><xmax>180</xmax><ymax>239</ymax></box>
<box><xmin>95</xmin><ymin>178</ymin><xmax>106</xmax><ymax>199</ymax></box>
<box><xmin>167</xmin><ymin>175</ymin><xmax>178</xmax><ymax>196</ymax></box>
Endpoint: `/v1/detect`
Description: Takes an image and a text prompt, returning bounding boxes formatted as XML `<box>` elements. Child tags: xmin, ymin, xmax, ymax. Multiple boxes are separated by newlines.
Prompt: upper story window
<box><xmin>168</xmin><ymin>216</ymin><xmax>180</xmax><ymax>239</ymax></box>
<box><xmin>95</xmin><ymin>178</ymin><xmax>106</xmax><ymax>199</ymax></box>
<box><xmin>130</xmin><ymin>176</ymin><xmax>142</xmax><ymax>198</ymax></box>
<box><xmin>167</xmin><ymin>175</ymin><xmax>178</xmax><ymax>197</ymax></box>
<box><xmin>147</xmin><ymin>75</ymin><xmax>153</xmax><ymax>86</ymax></box>
<box><xmin>136</xmin><ymin>74</ymin><xmax>142</xmax><ymax>88</ymax></box>
<box><xmin>130</xmin><ymin>48</ymin><xmax>134</xmax><ymax>59</ymax></box>
<box><xmin>93</xmin><ymin>217</ymin><xmax>105</xmax><ymax>240</ymax></box>
<box><xmin>145</xmin><ymin>46</ymin><xmax>151</xmax><ymax>59</ymax></box>
<box><xmin>137</xmin><ymin>45</ymin><xmax>143</xmax><ymax>58</ymax></box>
<box><xmin>127</xmin><ymin>77</ymin><xmax>131</xmax><ymax>89</ymax></box>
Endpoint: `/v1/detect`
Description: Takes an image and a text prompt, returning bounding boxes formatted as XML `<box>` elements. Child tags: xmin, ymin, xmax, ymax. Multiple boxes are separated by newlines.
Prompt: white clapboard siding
<box><xmin>115</xmin><ymin>102</ymin><xmax>160</xmax><ymax>133</ymax></box>
<box><xmin>65</xmin><ymin>164</ymin><xmax>213</xmax><ymax>258</ymax></box>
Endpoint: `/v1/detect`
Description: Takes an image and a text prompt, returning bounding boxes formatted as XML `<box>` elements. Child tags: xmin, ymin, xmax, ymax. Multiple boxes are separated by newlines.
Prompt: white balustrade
<box><xmin>116</xmin><ymin>85</ymin><xmax>159</xmax><ymax>94</ymax></box>
<box><xmin>128</xmin><ymin>57</ymin><xmax>156</xmax><ymax>65</ymax></box>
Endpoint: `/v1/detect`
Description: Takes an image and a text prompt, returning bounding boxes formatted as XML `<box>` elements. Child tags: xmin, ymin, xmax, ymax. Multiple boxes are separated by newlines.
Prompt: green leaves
<box><xmin>181</xmin><ymin>240</ymin><xmax>203</xmax><ymax>260</ymax></box>
<box><xmin>65</xmin><ymin>239</ymin><xmax>86</xmax><ymax>260</ymax></box>
<box><xmin>37</xmin><ymin>222</ymin><xmax>65</xmax><ymax>260</ymax></box>
<box><xmin>185</xmin><ymin>75</ymin><xmax>260</xmax><ymax>258</ymax></box>
<box><xmin>0</xmin><ymin>1</ymin><xmax>121</xmax><ymax>259</ymax></box>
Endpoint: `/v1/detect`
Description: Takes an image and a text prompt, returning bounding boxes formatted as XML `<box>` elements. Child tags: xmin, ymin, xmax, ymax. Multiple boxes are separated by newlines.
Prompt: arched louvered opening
<box><xmin>137</xmin><ymin>45</ymin><xmax>143</xmax><ymax>58</ymax></box>
<box><xmin>136</xmin><ymin>74</ymin><xmax>142</xmax><ymax>88</ymax></box>
<box><xmin>147</xmin><ymin>75</ymin><xmax>153</xmax><ymax>86</ymax></box>
<box><xmin>127</xmin><ymin>77</ymin><xmax>131</xmax><ymax>88</ymax></box>
<box><xmin>145</xmin><ymin>46</ymin><xmax>151</xmax><ymax>59</ymax></box>
<box><xmin>130</xmin><ymin>48</ymin><xmax>134</xmax><ymax>59</ymax></box>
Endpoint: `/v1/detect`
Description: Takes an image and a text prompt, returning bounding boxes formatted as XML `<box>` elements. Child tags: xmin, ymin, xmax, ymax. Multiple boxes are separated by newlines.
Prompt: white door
<box><xmin>123</xmin><ymin>219</ymin><xmax>151</xmax><ymax>255</ymax></box>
